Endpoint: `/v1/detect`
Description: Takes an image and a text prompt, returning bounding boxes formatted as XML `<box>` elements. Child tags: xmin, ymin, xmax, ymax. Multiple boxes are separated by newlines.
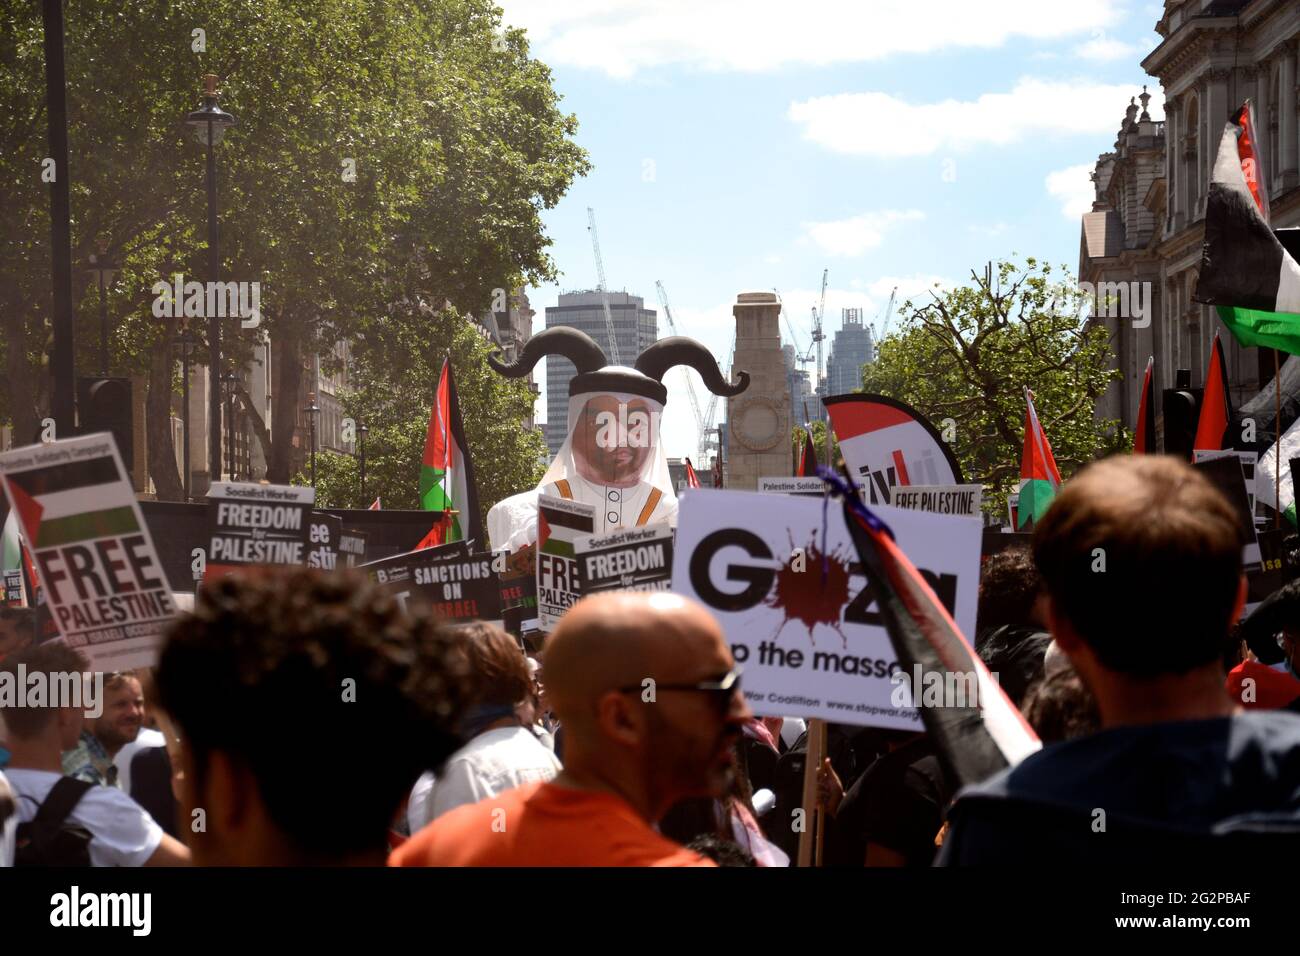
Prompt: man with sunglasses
<box><xmin>392</xmin><ymin>591</ymin><xmax>751</xmax><ymax>866</ymax></box>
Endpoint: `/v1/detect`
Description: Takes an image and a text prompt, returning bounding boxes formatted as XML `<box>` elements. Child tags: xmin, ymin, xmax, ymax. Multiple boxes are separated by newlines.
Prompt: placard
<box><xmin>205</xmin><ymin>481</ymin><xmax>314</xmax><ymax>579</ymax></box>
<box><xmin>671</xmin><ymin>490</ymin><xmax>981</xmax><ymax>730</ymax></box>
<box><xmin>362</xmin><ymin>542</ymin><xmax>500</xmax><ymax>624</ymax></box>
<box><xmin>536</xmin><ymin>494</ymin><xmax>595</xmax><ymax>630</ymax></box>
<box><xmin>0</xmin><ymin>434</ymin><xmax>176</xmax><ymax>670</ymax></box>
<box><xmin>758</xmin><ymin>477</ymin><xmax>827</xmax><ymax>496</ymax></box>
<box><xmin>307</xmin><ymin>513</ymin><xmax>342</xmax><ymax>570</ymax></box>
<box><xmin>887</xmin><ymin>484</ymin><xmax>983</xmax><ymax>518</ymax></box>
<box><xmin>337</xmin><ymin>528</ymin><xmax>368</xmax><ymax>568</ymax></box>
<box><xmin>574</xmin><ymin>523</ymin><xmax>674</xmax><ymax>594</ymax></box>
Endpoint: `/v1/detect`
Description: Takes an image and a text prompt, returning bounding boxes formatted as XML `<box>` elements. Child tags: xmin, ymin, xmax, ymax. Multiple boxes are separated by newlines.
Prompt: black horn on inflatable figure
<box><xmin>487</xmin><ymin>327</ymin><xmax>750</xmax><ymax>402</ymax></box>
<box><xmin>484</xmin><ymin>326</ymin><xmax>750</xmax><ymax>552</ymax></box>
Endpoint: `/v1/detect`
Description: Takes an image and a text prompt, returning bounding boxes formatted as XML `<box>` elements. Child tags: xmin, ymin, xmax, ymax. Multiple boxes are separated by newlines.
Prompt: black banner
<box><xmin>361</xmin><ymin>542</ymin><xmax>501</xmax><ymax>623</ymax></box>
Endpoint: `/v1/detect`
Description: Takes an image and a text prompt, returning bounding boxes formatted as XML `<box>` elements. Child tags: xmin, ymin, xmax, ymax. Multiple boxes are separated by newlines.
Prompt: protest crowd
<box><xmin>2</xmin><ymin>450</ymin><xmax>1299</xmax><ymax>868</ymax></box>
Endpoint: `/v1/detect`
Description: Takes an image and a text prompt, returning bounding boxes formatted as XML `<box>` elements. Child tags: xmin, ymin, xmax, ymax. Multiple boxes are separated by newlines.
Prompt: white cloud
<box><xmin>788</xmin><ymin>77</ymin><xmax>1165</xmax><ymax>157</ymax></box>
<box><xmin>498</xmin><ymin>0</ymin><xmax>1124</xmax><ymax>78</ymax></box>
<box><xmin>1073</xmin><ymin>34</ymin><xmax>1142</xmax><ymax>61</ymax></box>
<box><xmin>799</xmin><ymin>210</ymin><xmax>925</xmax><ymax>258</ymax></box>
<box><xmin>1046</xmin><ymin>163</ymin><xmax>1097</xmax><ymax>219</ymax></box>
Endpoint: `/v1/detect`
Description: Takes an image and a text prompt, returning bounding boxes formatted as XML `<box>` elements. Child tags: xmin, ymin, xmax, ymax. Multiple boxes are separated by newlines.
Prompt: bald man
<box><xmin>391</xmin><ymin>592</ymin><xmax>751</xmax><ymax>866</ymax></box>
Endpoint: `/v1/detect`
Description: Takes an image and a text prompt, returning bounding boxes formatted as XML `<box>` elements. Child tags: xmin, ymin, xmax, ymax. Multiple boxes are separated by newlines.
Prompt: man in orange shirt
<box><xmin>391</xmin><ymin>591</ymin><xmax>752</xmax><ymax>866</ymax></box>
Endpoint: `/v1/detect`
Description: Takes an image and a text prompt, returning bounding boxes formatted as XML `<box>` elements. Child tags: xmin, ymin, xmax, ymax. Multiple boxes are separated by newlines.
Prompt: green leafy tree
<box><xmin>791</xmin><ymin>421</ymin><xmax>840</xmax><ymax>472</ymax></box>
<box><xmin>861</xmin><ymin>257</ymin><xmax>1124</xmax><ymax>519</ymax></box>
<box><xmin>1</xmin><ymin>1</ymin><xmax>587</xmax><ymax>503</ymax></box>
<box><xmin>299</xmin><ymin>306</ymin><xmax>546</xmax><ymax>536</ymax></box>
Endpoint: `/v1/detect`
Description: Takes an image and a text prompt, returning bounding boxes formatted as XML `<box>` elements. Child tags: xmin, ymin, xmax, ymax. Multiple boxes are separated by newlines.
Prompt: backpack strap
<box><xmin>32</xmin><ymin>777</ymin><xmax>94</xmax><ymax>834</ymax></box>
<box><xmin>553</xmin><ymin>479</ymin><xmax>573</xmax><ymax>500</ymax></box>
<box><xmin>636</xmin><ymin>488</ymin><xmax>662</xmax><ymax>526</ymax></box>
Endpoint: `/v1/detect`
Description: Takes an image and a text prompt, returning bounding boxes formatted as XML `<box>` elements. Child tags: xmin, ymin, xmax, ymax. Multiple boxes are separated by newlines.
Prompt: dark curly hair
<box><xmin>156</xmin><ymin>567</ymin><xmax>469</xmax><ymax>858</ymax></box>
<box><xmin>976</xmin><ymin>548</ymin><xmax>1043</xmax><ymax>635</ymax></box>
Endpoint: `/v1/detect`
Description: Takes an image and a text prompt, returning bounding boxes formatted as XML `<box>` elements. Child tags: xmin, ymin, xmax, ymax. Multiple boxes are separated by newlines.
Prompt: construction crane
<box><xmin>811</xmin><ymin>268</ymin><xmax>828</xmax><ymax>388</ymax></box>
<box><xmin>777</xmin><ymin>290</ymin><xmax>814</xmax><ymax>372</ymax></box>
<box><xmin>655</xmin><ymin>280</ymin><xmax>706</xmax><ymax>449</ymax></box>
<box><xmin>586</xmin><ymin>207</ymin><xmax>620</xmax><ymax>365</ymax></box>
<box><xmin>870</xmin><ymin>286</ymin><xmax>898</xmax><ymax>343</ymax></box>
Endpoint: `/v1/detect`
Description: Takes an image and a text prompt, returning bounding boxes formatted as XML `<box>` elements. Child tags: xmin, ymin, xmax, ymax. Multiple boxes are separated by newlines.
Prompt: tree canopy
<box><xmin>861</xmin><ymin>257</ymin><xmax>1125</xmax><ymax>518</ymax></box>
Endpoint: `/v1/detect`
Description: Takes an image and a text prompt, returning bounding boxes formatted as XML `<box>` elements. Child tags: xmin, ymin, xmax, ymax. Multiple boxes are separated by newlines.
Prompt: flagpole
<box><xmin>443</xmin><ymin>356</ymin><xmax>451</xmax><ymax>536</ymax></box>
<box><xmin>1276</xmin><ymin>348</ymin><xmax>1283</xmax><ymax>530</ymax></box>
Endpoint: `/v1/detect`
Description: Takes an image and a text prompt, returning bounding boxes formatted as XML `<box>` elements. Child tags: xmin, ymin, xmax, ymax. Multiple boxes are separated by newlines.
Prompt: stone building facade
<box><xmin>1082</xmin><ymin>0</ymin><xmax>1300</xmax><ymax>441</ymax></box>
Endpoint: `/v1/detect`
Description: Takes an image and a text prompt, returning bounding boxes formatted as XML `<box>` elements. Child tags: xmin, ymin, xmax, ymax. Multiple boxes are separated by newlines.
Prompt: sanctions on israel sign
<box><xmin>361</xmin><ymin>542</ymin><xmax>500</xmax><ymax>625</ymax></box>
<box><xmin>671</xmin><ymin>490</ymin><xmax>981</xmax><ymax>730</ymax></box>
<box><xmin>574</xmin><ymin>523</ymin><xmax>673</xmax><ymax>594</ymax></box>
<box><xmin>823</xmin><ymin>394</ymin><xmax>964</xmax><ymax>506</ymax></box>
<box><xmin>0</xmin><ymin>434</ymin><xmax>176</xmax><ymax>670</ymax></box>
<box><xmin>205</xmin><ymin>482</ymin><xmax>314</xmax><ymax>579</ymax></box>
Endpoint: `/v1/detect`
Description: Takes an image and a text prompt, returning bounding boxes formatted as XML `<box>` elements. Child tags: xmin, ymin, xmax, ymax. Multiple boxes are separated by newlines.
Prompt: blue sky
<box><xmin>497</xmin><ymin>0</ymin><xmax>1168</xmax><ymax>457</ymax></box>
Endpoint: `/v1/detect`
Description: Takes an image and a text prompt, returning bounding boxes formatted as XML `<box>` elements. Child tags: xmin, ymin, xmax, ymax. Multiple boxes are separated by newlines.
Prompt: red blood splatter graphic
<box><xmin>765</xmin><ymin>532</ymin><xmax>852</xmax><ymax>646</ymax></box>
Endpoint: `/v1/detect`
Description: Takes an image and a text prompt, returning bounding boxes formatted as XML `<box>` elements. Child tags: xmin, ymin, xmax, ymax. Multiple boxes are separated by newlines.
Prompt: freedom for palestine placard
<box><xmin>205</xmin><ymin>482</ymin><xmax>315</xmax><ymax>580</ymax></box>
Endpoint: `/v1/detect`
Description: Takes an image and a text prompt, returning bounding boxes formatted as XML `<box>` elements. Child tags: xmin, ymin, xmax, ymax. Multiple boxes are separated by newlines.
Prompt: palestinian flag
<box><xmin>829</xmin><ymin>468</ymin><xmax>1040</xmax><ymax>786</ymax></box>
<box><xmin>537</xmin><ymin>496</ymin><xmax>594</xmax><ymax>560</ymax></box>
<box><xmin>712</xmin><ymin>456</ymin><xmax>723</xmax><ymax>488</ymax></box>
<box><xmin>1134</xmin><ymin>356</ymin><xmax>1156</xmax><ymax>454</ymax></box>
<box><xmin>684</xmin><ymin>458</ymin><xmax>701</xmax><ymax>489</ymax></box>
<box><xmin>795</xmin><ymin>430</ymin><xmax>818</xmax><ymax>477</ymax></box>
<box><xmin>413</xmin><ymin>512</ymin><xmax>456</xmax><ymax>551</ymax></box>
<box><xmin>1193</xmin><ymin>333</ymin><xmax>1231</xmax><ymax>454</ymax></box>
<box><xmin>1195</xmin><ymin>112</ymin><xmax>1300</xmax><ymax>352</ymax></box>
<box><xmin>419</xmin><ymin>357</ymin><xmax>480</xmax><ymax>545</ymax></box>
<box><xmin>368</xmin><ymin>497</ymin><xmax>381</xmax><ymax>511</ymax></box>
<box><xmin>1017</xmin><ymin>388</ymin><xmax>1062</xmax><ymax>530</ymax></box>
<box><xmin>2</xmin><ymin>454</ymin><xmax>141</xmax><ymax>550</ymax></box>
<box><xmin>1257</xmin><ymin>415</ymin><xmax>1300</xmax><ymax>526</ymax></box>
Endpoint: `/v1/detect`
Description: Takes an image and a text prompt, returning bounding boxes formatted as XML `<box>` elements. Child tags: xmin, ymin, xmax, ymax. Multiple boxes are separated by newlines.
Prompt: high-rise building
<box><xmin>543</xmin><ymin>291</ymin><xmax>657</xmax><ymax>456</ymax></box>
<box><xmin>783</xmin><ymin>344</ymin><xmax>822</xmax><ymax>426</ymax></box>
<box><xmin>825</xmin><ymin>308</ymin><xmax>875</xmax><ymax>397</ymax></box>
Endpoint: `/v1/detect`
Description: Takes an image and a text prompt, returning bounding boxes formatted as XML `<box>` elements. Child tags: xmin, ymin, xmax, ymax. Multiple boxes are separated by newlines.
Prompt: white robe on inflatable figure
<box><xmin>487</xmin><ymin>390</ymin><xmax>678</xmax><ymax>552</ymax></box>
<box><xmin>482</xmin><ymin>326</ymin><xmax>749</xmax><ymax>554</ymax></box>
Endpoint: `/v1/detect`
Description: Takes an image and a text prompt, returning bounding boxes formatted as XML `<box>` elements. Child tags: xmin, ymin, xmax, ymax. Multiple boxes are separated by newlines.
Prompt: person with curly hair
<box><xmin>155</xmin><ymin>567</ymin><xmax>469</xmax><ymax>866</ymax></box>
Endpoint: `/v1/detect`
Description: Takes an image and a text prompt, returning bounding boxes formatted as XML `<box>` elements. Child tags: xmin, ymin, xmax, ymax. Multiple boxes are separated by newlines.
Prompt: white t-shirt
<box><xmin>423</xmin><ymin>725</ymin><xmax>561</xmax><ymax>826</ymax></box>
<box><xmin>6</xmin><ymin>768</ymin><xmax>163</xmax><ymax>867</ymax></box>
<box><xmin>0</xmin><ymin>770</ymin><xmax>16</xmax><ymax>867</ymax></box>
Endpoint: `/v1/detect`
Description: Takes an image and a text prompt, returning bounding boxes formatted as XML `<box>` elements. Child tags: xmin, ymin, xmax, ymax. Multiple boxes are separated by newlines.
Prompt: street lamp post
<box><xmin>186</xmin><ymin>74</ymin><xmax>236</xmax><ymax>487</ymax></box>
<box><xmin>306</xmin><ymin>395</ymin><xmax>320</xmax><ymax>487</ymax></box>
<box><xmin>86</xmin><ymin>239</ymin><xmax>116</xmax><ymax>375</ymax></box>
<box><xmin>358</xmin><ymin>422</ymin><xmax>369</xmax><ymax>501</ymax></box>
<box><xmin>177</xmin><ymin>325</ymin><xmax>196</xmax><ymax>499</ymax></box>
<box><xmin>222</xmin><ymin>370</ymin><xmax>238</xmax><ymax>481</ymax></box>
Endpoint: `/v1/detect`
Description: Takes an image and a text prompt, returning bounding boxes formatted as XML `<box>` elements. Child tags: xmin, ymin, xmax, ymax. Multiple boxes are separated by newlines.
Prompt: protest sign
<box><xmin>574</xmin><ymin>523</ymin><xmax>674</xmax><ymax>594</ymax></box>
<box><xmin>1193</xmin><ymin>454</ymin><xmax>1261</xmax><ymax>565</ymax></box>
<box><xmin>498</xmin><ymin>546</ymin><xmax>539</xmax><ymax>637</ymax></box>
<box><xmin>536</xmin><ymin>494</ymin><xmax>595</xmax><ymax>630</ymax></box>
<box><xmin>1194</xmin><ymin>450</ymin><xmax>1258</xmax><ymax>516</ymax></box>
<box><xmin>0</xmin><ymin>434</ymin><xmax>176</xmax><ymax>670</ymax></box>
<box><xmin>823</xmin><ymin>395</ymin><xmax>964</xmax><ymax>506</ymax></box>
<box><xmin>671</xmin><ymin>490</ymin><xmax>981</xmax><ymax>730</ymax></box>
<box><xmin>337</xmin><ymin>528</ymin><xmax>368</xmax><ymax>568</ymax></box>
<box><xmin>758</xmin><ymin>477</ymin><xmax>826</xmax><ymax>496</ymax></box>
<box><xmin>362</xmin><ymin>542</ymin><xmax>500</xmax><ymax>624</ymax></box>
<box><xmin>205</xmin><ymin>482</ymin><xmax>314</xmax><ymax>579</ymax></box>
<box><xmin>3</xmin><ymin>569</ymin><xmax>24</xmax><ymax>607</ymax></box>
<box><xmin>888</xmin><ymin>484</ymin><xmax>983</xmax><ymax>518</ymax></box>
<box><xmin>307</xmin><ymin>512</ymin><xmax>342</xmax><ymax>570</ymax></box>
<box><xmin>1247</xmin><ymin>527</ymin><xmax>1289</xmax><ymax>605</ymax></box>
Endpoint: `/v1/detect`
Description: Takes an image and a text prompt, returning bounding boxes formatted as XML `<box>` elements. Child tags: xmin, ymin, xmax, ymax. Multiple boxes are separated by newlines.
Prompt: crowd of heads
<box><xmin>2</xmin><ymin>453</ymin><xmax>1298</xmax><ymax>868</ymax></box>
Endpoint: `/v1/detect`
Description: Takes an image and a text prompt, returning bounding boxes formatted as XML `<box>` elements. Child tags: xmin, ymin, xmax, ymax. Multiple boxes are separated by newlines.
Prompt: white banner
<box><xmin>671</xmin><ymin>490</ymin><xmax>981</xmax><ymax>730</ymax></box>
<box><xmin>887</xmin><ymin>484</ymin><xmax>983</xmax><ymax>518</ymax></box>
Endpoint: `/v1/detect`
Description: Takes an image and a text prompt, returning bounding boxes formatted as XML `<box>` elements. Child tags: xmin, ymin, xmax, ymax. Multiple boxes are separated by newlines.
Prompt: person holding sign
<box><xmin>392</xmin><ymin>591</ymin><xmax>750</xmax><ymax>867</ymax></box>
